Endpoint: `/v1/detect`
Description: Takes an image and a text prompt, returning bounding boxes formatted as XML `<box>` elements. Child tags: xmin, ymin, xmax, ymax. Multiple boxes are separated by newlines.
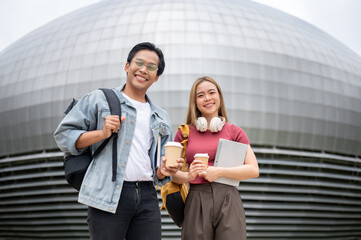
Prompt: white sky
<box><xmin>252</xmin><ymin>0</ymin><xmax>361</xmax><ymax>57</ymax></box>
<box><xmin>0</xmin><ymin>0</ymin><xmax>360</xmax><ymax>57</ymax></box>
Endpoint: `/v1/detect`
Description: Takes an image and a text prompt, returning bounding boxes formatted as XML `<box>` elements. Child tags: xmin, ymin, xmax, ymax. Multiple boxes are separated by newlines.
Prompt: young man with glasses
<box><xmin>54</xmin><ymin>42</ymin><xmax>181</xmax><ymax>240</ymax></box>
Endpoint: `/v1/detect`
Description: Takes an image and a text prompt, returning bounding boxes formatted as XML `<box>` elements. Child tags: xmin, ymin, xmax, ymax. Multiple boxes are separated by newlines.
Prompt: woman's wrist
<box><xmin>213</xmin><ymin>166</ymin><xmax>223</xmax><ymax>178</ymax></box>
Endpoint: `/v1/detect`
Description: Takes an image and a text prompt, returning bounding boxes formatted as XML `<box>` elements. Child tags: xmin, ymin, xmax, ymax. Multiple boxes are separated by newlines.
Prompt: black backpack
<box><xmin>63</xmin><ymin>88</ymin><xmax>121</xmax><ymax>191</ymax></box>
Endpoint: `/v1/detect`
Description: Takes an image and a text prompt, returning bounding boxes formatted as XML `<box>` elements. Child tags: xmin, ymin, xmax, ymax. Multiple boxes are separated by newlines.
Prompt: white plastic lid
<box><xmin>165</xmin><ymin>141</ymin><xmax>183</xmax><ymax>148</ymax></box>
<box><xmin>194</xmin><ymin>153</ymin><xmax>209</xmax><ymax>158</ymax></box>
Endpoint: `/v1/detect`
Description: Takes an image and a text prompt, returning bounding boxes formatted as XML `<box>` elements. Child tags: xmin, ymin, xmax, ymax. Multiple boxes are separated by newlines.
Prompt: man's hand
<box><xmin>102</xmin><ymin>115</ymin><xmax>126</xmax><ymax>138</ymax></box>
<box><xmin>157</xmin><ymin>156</ymin><xmax>184</xmax><ymax>179</ymax></box>
<box><xmin>76</xmin><ymin>116</ymin><xmax>125</xmax><ymax>149</ymax></box>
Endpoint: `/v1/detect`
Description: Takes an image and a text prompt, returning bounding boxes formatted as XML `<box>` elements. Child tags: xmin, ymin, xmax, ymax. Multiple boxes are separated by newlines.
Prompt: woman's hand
<box><xmin>198</xmin><ymin>145</ymin><xmax>259</xmax><ymax>182</ymax></box>
<box><xmin>198</xmin><ymin>166</ymin><xmax>219</xmax><ymax>182</ymax></box>
<box><xmin>187</xmin><ymin>160</ymin><xmax>207</xmax><ymax>181</ymax></box>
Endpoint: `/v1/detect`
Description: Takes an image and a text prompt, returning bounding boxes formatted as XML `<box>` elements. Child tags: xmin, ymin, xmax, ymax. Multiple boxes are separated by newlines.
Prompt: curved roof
<box><xmin>0</xmin><ymin>0</ymin><xmax>360</xmax><ymax>156</ymax></box>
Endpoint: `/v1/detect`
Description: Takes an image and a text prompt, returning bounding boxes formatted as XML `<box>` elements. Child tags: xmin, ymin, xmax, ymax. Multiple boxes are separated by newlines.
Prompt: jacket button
<box><xmin>121</xmin><ymin>163</ymin><xmax>125</xmax><ymax>167</ymax></box>
<box><xmin>126</xmin><ymin>141</ymin><xmax>130</xmax><ymax>144</ymax></box>
<box><xmin>131</xmin><ymin>120</ymin><xmax>135</xmax><ymax>124</ymax></box>
<box><xmin>110</xmin><ymin>207</ymin><xmax>114</xmax><ymax>211</ymax></box>
<box><xmin>116</xmin><ymin>185</ymin><xmax>120</xmax><ymax>189</ymax></box>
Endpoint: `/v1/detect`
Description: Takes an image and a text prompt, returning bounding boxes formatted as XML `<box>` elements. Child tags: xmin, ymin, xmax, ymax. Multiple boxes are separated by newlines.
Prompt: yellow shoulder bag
<box><xmin>160</xmin><ymin>124</ymin><xmax>189</xmax><ymax>227</ymax></box>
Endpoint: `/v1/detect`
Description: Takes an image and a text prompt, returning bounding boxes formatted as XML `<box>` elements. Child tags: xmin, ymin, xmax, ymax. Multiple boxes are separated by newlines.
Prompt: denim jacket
<box><xmin>54</xmin><ymin>86</ymin><xmax>172</xmax><ymax>213</ymax></box>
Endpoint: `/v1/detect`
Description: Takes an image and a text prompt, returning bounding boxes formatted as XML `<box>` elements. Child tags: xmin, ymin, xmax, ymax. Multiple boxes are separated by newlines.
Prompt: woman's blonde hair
<box><xmin>186</xmin><ymin>76</ymin><xmax>229</xmax><ymax>125</ymax></box>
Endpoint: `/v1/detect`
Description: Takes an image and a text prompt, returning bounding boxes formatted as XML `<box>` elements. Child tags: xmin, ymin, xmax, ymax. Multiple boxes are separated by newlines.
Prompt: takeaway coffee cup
<box><xmin>165</xmin><ymin>142</ymin><xmax>183</xmax><ymax>167</ymax></box>
<box><xmin>194</xmin><ymin>153</ymin><xmax>209</xmax><ymax>166</ymax></box>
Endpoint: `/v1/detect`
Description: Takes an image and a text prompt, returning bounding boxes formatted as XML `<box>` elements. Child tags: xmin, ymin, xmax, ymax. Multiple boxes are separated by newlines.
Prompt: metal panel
<box><xmin>1</xmin><ymin>149</ymin><xmax>360</xmax><ymax>239</ymax></box>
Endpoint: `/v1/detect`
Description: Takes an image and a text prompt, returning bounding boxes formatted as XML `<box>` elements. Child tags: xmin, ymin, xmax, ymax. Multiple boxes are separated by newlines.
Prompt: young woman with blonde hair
<box><xmin>172</xmin><ymin>76</ymin><xmax>259</xmax><ymax>240</ymax></box>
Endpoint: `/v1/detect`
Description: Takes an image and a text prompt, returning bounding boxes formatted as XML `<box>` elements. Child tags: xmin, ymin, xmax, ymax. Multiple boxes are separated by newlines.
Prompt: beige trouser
<box><xmin>182</xmin><ymin>182</ymin><xmax>247</xmax><ymax>240</ymax></box>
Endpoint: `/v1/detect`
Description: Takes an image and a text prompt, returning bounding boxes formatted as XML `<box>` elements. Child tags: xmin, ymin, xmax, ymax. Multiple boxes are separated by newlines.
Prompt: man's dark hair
<box><xmin>127</xmin><ymin>42</ymin><xmax>165</xmax><ymax>76</ymax></box>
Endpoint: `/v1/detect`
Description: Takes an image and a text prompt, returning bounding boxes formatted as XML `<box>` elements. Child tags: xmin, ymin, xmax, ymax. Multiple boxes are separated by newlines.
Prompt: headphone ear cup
<box><xmin>196</xmin><ymin>117</ymin><xmax>207</xmax><ymax>132</ymax></box>
<box><xmin>210</xmin><ymin>117</ymin><xmax>225</xmax><ymax>133</ymax></box>
<box><xmin>210</xmin><ymin>117</ymin><xmax>220</xmax><ymax>132</ymax></box>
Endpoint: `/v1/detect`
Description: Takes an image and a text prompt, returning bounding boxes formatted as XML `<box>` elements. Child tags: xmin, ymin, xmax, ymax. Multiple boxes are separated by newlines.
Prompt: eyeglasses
<box><xmin>133</xmin><ymin>58</ymin><xmax>158</xmax><ymax>73</ymax></box>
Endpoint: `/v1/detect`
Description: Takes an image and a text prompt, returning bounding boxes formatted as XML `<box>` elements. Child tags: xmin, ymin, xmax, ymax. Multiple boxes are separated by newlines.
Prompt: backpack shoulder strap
<box><xmin>178</xmin><ymin>124</ymin><xmax>189</xmax><ymax>172</ymax></box>
<box><xmin>97</xmin><ymin>88</ymin><xmax>122</xmax><ymax>181</ymax></box>
<box><xmin>99</xmin><ymin>88</ymin><xmax>121</xmax><ymax>116</ymax></box>
<box><xmin>93</xmin><ymin>88</ymin><xmax>122</xmax><ymax>157</ymax></box>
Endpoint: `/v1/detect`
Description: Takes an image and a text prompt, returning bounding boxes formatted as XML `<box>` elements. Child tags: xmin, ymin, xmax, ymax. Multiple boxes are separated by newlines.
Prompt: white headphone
<box><xmin>195</xmin><ymin>117</ymin><xmax>226</xmax><ymax>133</ymax></box>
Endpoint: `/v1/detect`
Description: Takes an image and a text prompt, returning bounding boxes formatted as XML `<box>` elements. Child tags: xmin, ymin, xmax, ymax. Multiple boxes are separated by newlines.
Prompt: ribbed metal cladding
<box><xmin>243</xmin><ymin>148</ymin><xmax>361</xmax><ymax>240</ymax></box>
<box><xmin>1</xmin><ymin>149</ymin><xmax>360</xmax><ymax>239</ymax></box>
<box><xmin>0</xmin><ymin>152</ymin><xmax>88</xmax><ymax>240</ymax></box>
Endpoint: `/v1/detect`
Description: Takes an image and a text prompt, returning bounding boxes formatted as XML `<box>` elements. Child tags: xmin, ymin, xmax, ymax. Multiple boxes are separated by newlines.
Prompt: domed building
<box><xmin>0</xmin><ymin>0</ymin><xmax>360</xmax><ymax>239</ymax></box>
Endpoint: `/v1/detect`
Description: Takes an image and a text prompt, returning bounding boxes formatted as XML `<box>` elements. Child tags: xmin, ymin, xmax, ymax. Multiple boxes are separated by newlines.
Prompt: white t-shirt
<box><xmin>122</xmin><ymin>92</ymin><xmax>153</xmax><ymax>181</ymax></box>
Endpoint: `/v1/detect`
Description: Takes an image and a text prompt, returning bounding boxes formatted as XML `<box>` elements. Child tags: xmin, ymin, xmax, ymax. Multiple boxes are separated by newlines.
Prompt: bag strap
<box><xmin>93</xmin><ymin>88</ymin><xmax>121</xmax><ymax>182</ymax></box>
<box><xmin>178</xmin><ymin>124</ymin><xmax>189</xmax><ymax>172</ymax></box>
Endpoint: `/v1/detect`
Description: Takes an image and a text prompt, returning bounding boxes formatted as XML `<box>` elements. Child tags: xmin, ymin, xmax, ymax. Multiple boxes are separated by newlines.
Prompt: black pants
<box><xmin>87</xmin><ymin>181</ymin><xmax>161</xmax><ymax>240</ymax></box>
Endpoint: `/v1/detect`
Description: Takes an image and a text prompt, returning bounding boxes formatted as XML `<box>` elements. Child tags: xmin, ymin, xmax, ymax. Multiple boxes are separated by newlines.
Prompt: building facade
<box><xmin>0</xmin><ymin>0</ymin><xmax>360</xmax><ymax>239</ymax></box>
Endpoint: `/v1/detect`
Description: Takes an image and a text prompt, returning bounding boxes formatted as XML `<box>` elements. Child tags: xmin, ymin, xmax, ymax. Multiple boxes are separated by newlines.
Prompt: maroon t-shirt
<box><xmin>174</xmin><ymin>122</ymin><xmax>250</xmax><ymax>184</ymax></box>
